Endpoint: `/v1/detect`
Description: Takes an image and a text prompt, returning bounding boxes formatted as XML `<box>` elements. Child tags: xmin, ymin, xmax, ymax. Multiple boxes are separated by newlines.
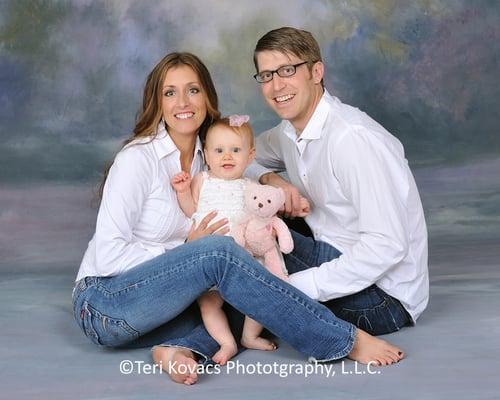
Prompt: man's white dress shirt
<box><xmin>247</xmin><ymin>91</ymin><xmax>429</xmax><ymax>322</ymax></box>
<box><xmin>76</xmin><ymin>123</ymin><xmax>203</xmax><ymax>281</ymax></box>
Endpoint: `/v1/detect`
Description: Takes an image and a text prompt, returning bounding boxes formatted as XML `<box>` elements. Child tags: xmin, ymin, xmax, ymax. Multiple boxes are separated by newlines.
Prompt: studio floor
<box><xmin>2</xmin><ymin>239</ymin><xmax>499</xmax><ymax>399</ymax></box>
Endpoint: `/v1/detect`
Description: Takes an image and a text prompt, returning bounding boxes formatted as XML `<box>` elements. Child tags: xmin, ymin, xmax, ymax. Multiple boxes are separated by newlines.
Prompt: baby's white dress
<box><xmin>191</xmin><ymin>172</ymin><xmax>288</xmax><ymax>279</ymax></box>
<box><xmin>192</xmin><ymin>172</ymin><xmax>248</xmax><ymax>237</ymax></box>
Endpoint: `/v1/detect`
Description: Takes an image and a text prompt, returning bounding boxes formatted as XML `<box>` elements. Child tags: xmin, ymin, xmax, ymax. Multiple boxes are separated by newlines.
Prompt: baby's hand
<box><xmin>171</xmin><ymin>172</ymin><xmax>192</xmax><ymax>193</ymax></box>
<box><xmin>297</xmin><ymin>196</ymin><xmax>310</xmax><ymax>217</ymax></box>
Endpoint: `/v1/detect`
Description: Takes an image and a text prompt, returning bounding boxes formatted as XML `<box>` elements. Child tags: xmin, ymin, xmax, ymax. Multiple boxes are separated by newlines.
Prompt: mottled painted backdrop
<box><xmin>1</xmin><ymin>0</ymin><xmax>499</xmax><ymax>269</ymax></box>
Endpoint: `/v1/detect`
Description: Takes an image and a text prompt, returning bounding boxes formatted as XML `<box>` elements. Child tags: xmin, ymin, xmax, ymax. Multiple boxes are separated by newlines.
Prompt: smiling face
<box><xmin>255</xmin><ymin>50</ymin><xmax>324</xmax><ymax>134</ymax></box>
<box><xmin>161</xmin><ymin>65</ymin><xmax>208</xmax><ymax>139</ymax></box>
<box><xmin>204</xmin><ymin>124</ymin><xmax>255</xmax><ymax>180</ymax></box>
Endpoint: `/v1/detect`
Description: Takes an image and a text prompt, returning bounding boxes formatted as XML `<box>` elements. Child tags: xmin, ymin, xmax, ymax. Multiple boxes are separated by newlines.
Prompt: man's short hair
<box><xmin>254</xmin><ymin>27</ymin><xmax>323</xmax><ymax>80</ymax></box>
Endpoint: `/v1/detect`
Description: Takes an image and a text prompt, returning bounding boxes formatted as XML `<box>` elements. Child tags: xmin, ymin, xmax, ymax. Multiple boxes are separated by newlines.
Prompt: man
<box><xmin>247</xmin><ymin>27</ymin><xmax>429</xmax><ymax>335</ymax></box>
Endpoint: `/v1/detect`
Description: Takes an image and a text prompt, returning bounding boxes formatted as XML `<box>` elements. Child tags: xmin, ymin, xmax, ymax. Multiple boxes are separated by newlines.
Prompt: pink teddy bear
<box><xmin>233</xmin><ymin>183</ymin><xmax>293</xmax><ymax>281</ymax></box>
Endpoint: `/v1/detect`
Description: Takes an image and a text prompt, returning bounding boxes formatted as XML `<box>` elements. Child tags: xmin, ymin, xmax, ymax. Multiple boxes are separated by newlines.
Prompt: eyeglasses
<box><xmin>253</xmin><ymin>61</ymin><xmax>312</xmax><ymax>83</ymax></box>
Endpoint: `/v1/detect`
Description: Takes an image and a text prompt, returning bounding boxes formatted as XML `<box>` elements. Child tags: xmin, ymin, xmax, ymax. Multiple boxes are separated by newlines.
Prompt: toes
<box><xmin>184</xmin><ymin>374</ymin><xmax>198</xmax><ymax>385</ymax></box>
<box><xmin>265</xmin><ymin>342</ymin><xmax>277</xmax><ymax>351</ymax></box>
<box><xmin>388</xmin><ymin>343</ymin><xmax>403</xmax><ymax>354</ymax></box>
<box><xmin>384</xmin><ymin>350</ymin><xmax>400</xmax><ymax>364</ymax></box>
<box><xmin>388</xmin><ymin>348</ymin><xmax>404</xmax><ymax>362</ymax></box>
<box><xmin>375</xmin><ymin>358</ymin><xmax>386</xmax><ymax>366</ymax></box>
<box><xmin>212</xmin><ymin>356</ymin><xmax>223</xmax><ymax>365</ymax></box>
<box><xmin>212</xmin><ymin>352</ymin><xmax>230</xmax><ymax>365</ymax></box>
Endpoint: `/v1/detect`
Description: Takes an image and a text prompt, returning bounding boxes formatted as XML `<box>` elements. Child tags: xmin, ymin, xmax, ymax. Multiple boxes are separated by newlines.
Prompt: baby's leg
<box><xmin>198</xmin><ymin>291</ymin><xmax>238</xmax><ymax>365</ymax></box>
<box><xmin>241</xmin><ymin>316</ymin><xmax>277</xmax><ymax>351</ymax></box>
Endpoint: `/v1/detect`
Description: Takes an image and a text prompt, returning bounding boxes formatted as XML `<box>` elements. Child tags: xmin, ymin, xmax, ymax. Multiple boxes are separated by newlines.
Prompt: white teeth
<box><xmin>175</xmin><ymin>112</ymin><xmax>194</xmax><ymax>119</ymax></box>
<box><xmin>275</xmin><ymin>94</ymin><xmax>294</xmax><ymax>103</ymax></box>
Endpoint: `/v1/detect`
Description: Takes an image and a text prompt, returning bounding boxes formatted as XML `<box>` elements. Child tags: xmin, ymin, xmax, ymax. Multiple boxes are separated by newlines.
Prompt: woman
<box><xmin>72</xmin><ymin>52</ymin><xmax>403</xmax><ymax>386</ymax></box>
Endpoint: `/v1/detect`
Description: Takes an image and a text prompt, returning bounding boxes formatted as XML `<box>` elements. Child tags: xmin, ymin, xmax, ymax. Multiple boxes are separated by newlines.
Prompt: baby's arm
<box><xmin>190</xmin><ymin>172</ymin><xmax>203</xmax><ymax>211</ymax></box>
<box><xmin>171</xmin><ymin>172</ymin><xmax>199</xmax><ymax>217</ymax></box>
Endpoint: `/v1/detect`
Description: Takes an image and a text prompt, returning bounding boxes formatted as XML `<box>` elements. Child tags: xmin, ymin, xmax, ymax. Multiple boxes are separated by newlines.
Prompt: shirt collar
<box><xmin>282</xmin><ymin>91</ymin><xmax>331</xmax><ymax>142</ymax></box>
<box><xmin>153</xmin><ymin>121</ymin><xmax>203</xmax><ymax>160</ymax></box>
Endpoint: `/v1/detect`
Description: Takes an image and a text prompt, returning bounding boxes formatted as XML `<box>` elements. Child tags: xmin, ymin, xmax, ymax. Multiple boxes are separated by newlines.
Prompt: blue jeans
<box><xmin>284</xmin><ymin>230</ymin><xmax>411</xmax><ymax>336</ymax></box>
<box><xmin>72</xmin><ymin>236</ymin><xmax>356</xmax><ymax>362</ymax></box>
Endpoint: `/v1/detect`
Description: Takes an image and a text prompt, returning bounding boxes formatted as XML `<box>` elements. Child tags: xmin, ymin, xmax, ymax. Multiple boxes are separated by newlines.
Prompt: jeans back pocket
<box><xmin>81</xmin><ymin>302</ymin><xmax>140</xmax><ymax>347</ymax></box>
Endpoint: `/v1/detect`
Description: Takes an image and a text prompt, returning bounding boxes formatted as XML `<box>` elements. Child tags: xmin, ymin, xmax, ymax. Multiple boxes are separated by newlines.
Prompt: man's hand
<box><xmin>260</xmin><ymin>172</ymin><xmax>310</xmax><ymax>218</ymax></box>
<box><xmin>171</xmin><ymin>171</ymin><xmax>192</xmax><ymax>193</ymax></box>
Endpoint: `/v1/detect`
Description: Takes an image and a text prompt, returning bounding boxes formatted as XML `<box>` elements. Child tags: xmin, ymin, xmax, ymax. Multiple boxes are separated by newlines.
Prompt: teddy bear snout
<box><xmin>258</xmin><ymin>203</ymin><xmax>263</xmax><ymax>208</ymax></box>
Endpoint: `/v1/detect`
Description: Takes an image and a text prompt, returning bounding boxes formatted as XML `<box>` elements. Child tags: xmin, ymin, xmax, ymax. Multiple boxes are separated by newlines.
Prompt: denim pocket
<box><xmin>81</xmin><ymin>302</ymin><xmax>140</xmax><ymax>347</ymax></box>
<box><xmin>334</xmin><ymin>288</ymin><xmax>409</xmax><ymax>336</ymax></box>
<box><xmin>337</xmin><ymin>301</ymin><xmax>390</xmax><ymax>335</ymax></box>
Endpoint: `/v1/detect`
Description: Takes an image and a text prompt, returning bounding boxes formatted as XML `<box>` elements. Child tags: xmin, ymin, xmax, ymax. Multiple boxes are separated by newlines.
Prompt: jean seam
<box><xmin>84</xmin><ymin>302</ymin><xmax>140</xmax><ymax>346</ymax></box>
<box><xmin>388</xmin><ymin>297</ymin><xmax>410</xmax><ymax>330</ymax></box>
<box><xmin>81</xmin><ymin>239</ymin><xmax>355</xmax><ymax>358</ymax></box>
<box><xmin>82</xmin><ymin>301</ymin><xmax>101</xmax><ymax>345</ymax></box>
<box><xmin>224</xmin><ymin>252</ymin><xmax>353</xmax><ymax>334</ymax></box>
<box><xmin>340</xmin><ymin>299</ymin><xmax>389</xmax><ymax>313</ymax></box>
<box><xmin>93</xmin><ymin>249</ymin><xmax>239</xmax><ymax>297</ymax></box>
<box><xmin>394</xmin><ymin>297</ymin><xmax>412</xmax><ymax>325</ymax></box>
<box><xmin>94</xmin><ymin>263</ymin><xmax>190</xmax><ymax>297</ymax></box>
<box><xmin>88</xmin><ymin>303</ymin><xmax>140</xmax><ymax>337</ymax></box>
<box><xmin>385</xmin><ymin>304</ymin><xmax>401</xmax><ymax>332</ymax></box>
<box><xmin>92</xmin><ymin>248</ymin><xmax>350</xmax><ymax>334</ymax></box>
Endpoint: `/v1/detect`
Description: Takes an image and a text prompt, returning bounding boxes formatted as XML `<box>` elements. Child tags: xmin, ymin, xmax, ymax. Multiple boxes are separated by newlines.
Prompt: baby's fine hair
<box><xmin>206</xmin><ymin>117</ymin><xmax>255</xmax><ymax>148</ymax></box>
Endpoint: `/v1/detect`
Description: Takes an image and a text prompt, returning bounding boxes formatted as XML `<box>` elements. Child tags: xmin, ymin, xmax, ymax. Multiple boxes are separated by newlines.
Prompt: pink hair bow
<box><xmin>229</xmin><ymin>114</ymin><xmax>250</xmax><ymax>127</ymax></box>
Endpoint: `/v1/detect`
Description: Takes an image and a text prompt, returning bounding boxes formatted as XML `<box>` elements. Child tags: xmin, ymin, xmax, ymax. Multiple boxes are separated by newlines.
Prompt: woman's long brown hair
<box><xmin>96</xmin><ymin>52</ymin><xmax>220</xmax><ymax>201</ymax></box>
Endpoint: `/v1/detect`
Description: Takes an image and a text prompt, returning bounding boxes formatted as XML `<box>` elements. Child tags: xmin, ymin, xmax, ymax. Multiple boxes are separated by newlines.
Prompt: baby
<box><xmin>171</xmin><ymin>115</ymin><xmax>308</xmax><ymax>365</ymax></box>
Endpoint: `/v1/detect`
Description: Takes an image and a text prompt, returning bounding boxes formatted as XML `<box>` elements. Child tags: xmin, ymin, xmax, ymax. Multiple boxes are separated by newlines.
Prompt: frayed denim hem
<box><xmin>308</xmin><ymin>323</ymin><xmax>356</xmax><ymax>363</ymax></box>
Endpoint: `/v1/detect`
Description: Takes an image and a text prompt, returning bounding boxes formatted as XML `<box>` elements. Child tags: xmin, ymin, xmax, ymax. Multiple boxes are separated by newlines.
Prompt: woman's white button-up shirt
<box><xmin>76</xmin><ymin>124</ymin><xmax>203</xmax><ymax>281</ymax></box>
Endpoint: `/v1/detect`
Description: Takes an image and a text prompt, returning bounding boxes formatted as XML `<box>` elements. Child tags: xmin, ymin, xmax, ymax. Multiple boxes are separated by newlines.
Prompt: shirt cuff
<box><xmin>288</xmin><ymin>268</ymin><xmax>320</xmax><ymax>300</ymax></box>
<box><xmin>244</xmin><ymin>161</ymin><xmax>272</xmax><ymax>182</ymax></box>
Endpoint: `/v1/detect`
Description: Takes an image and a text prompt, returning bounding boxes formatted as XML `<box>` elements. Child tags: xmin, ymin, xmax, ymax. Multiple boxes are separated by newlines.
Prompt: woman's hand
<box><xmin>185</xmin><ymin>211</ymin><xmax>230</xmax><ymax>242</ymax></box>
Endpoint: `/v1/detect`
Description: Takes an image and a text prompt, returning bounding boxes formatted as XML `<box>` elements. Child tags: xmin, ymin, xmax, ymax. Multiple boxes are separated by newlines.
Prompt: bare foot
<box><xmin>241</xmin><ymin>336</ymin><xmax>277</xmax><ymax>351</ymax></box>
<box><xmin>152</xmin><ymin>346</ymin><xmax>198</xmax><ymax>385</ymax></box>
<box><xmin>212</xmin><ymin>341</ymin><xmax>238</xmax><ymax>365</ymax></box>
<box><xmin>348</xmin><ymin>329</ymin><xmax>404</xmax><ymax>366</ymax></box>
